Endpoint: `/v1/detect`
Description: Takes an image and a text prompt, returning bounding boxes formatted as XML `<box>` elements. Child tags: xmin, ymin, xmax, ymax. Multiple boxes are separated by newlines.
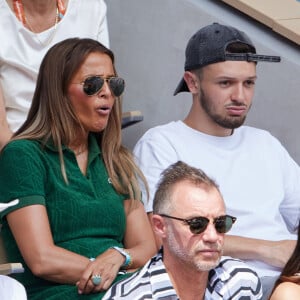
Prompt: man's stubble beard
<box><xmin>199</xmin><ymin>88</ymin><xmax>250</xmax><ymax>129</ymax></box>
<box><xmin>166</xmin><ymin>224</ymin><xmax>222</xmax><ymax>272</ymax></box>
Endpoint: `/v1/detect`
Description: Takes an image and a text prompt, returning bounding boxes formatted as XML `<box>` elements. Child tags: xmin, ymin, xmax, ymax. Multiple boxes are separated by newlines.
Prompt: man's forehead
<box><xmin>201</xmin><ymin>61</ymin><xmax>257</xmax><ymax>78</ymax></box>
<box><xmin>171</xmin><ymin>182</ymin><xmax>225</xmax><ymax>214</ymax></box>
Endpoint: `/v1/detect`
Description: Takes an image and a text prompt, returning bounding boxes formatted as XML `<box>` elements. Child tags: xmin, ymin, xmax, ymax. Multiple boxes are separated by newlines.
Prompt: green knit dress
<box><xmin>0</xmin><ymin>135</ymin><xmax>131</xmax><ymax>299</ymax></box>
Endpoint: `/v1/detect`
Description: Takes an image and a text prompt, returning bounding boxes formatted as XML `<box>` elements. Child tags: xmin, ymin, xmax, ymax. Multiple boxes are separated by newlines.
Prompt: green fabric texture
<box><xmin>0</xmin><ymin>135</ymin><xmax>129</xmax><ymax>299</ymax></box>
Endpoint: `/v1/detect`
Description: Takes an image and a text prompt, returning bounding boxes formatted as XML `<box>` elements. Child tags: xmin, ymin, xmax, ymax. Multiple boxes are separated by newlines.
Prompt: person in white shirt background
<box><xmin>0</xmin><ymin>0</ymin><xmax>109</xmax><ymax>150</ymax></box>
<box><xmin>133</xmin><ymin>23</ymin><xmax>300</xmax><ymax>300</ymax></box>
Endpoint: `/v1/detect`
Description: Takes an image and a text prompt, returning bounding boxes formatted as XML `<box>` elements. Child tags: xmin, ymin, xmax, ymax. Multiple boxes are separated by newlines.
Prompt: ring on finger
<box><xmin>91</xmin><ymin>274</ymin><xmax>102</xmax><ymax>286</ymax></box>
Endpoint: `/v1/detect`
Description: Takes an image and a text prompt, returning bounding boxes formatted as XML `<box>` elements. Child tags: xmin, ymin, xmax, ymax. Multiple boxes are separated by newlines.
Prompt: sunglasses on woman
<box><xmin>77</xmin><ymin>75</ymin><xmax>125</xmax><ymax>97</ymax></box>
<box><xmin>159</xmin><ymin>214</ymin><xmax>236</xmax><ymax>234</ymax></box>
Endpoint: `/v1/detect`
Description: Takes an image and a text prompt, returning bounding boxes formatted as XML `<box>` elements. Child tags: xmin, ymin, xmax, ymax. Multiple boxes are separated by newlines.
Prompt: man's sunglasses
<box><xmin>159</xmin><ymin>214</ymin><xmax>236</xmax><ymax>234</ymax></box>
<box><xmin>78</xmin><ymin>76</ymin><xmax>125</xmax><ymax>97</ymax></box>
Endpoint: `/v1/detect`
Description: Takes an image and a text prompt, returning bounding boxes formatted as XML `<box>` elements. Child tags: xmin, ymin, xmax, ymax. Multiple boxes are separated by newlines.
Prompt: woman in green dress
<box><xmin>0</xmin><ymin>38</ymin><xmax>156</xmax><ymax>299</ymax></box>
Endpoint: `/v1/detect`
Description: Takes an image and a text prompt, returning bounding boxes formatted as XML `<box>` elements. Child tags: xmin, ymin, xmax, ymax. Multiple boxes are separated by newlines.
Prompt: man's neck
<box><xmin>183</xmin><ymin>110</ymin><xmax>233</xmax><ymax>137</ymax></box>
<box><xmin>164</xmin><ymin>255</ymin><xmax>208</xmax><ymax>300</ymax></box>
<box><xmin>184</xmin><ymin>96</ymin><xmax>233</xmax><ymax>137</ymax></box>
<box><xmin>183</xmin><ymin>116</ymin><xmax>233</xmax><ymax>137</ymax></box>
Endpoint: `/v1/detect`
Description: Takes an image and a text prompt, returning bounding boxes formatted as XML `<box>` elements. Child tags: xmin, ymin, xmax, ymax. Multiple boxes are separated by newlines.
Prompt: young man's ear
<box><xmin>183</xmin><ymin>71</ymin><xmax>199</xmax><ymax>94</ymax></box>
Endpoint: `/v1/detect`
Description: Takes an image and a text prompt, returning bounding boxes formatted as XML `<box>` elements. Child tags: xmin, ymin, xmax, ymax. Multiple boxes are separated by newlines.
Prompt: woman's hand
<box><xmin>76</xmin><ymin>248</ymin><xmax>124</xmax><ymax>294</ymax></box>
<box><xmin>76</xmin><ymin>199</ymin><xmax>157</xmax><ymax>295</ymax></box>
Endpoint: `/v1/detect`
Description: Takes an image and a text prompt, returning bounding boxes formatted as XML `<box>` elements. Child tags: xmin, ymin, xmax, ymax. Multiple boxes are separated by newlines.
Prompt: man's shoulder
<box><xmin>237</xmin><ymin>125</ymin><xmax>284</xmax><ymax>148</ymax></box>
<box><xmin>103</xmin><ymin>252</ymin><xmax>174</xmax><ymax>299</ymax></box>
<box><xmin>238</xmin><ymin>125</ymin><xmax>273</xmax><ymax>138</ymax></box>
<box><xmin>207</xmin><ymin>256</ymin><xmax>262</xmax><ymax>299</ymax></box>
<box><xmin>141</xmin><ymin>121</ymin><xmax>181</xmax><ymax>138</ymax></box>
<box><xmin>134</xmin><ymin>121</ymin><xmax>183</xmax><ymax>151</ymax></box>
<box><xmin>103</xmin><ymin>256</ymin><xmax>155</xmax><ymax>298</ymax></box>
<box><xmin>217</xmin><ymin>256</ymin><xmax>259</xmax><ymax>272</ymax></box>
<box><xmin>211</xmin><ymin>256</ymin><xmax>260</xmax><ymax>283</ymax></box>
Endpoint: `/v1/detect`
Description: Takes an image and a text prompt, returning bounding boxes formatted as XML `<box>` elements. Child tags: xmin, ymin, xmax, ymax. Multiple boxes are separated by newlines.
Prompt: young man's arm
<box><xmin>223</xmin><ymin>235</ymin><xmax>296</xmax><ymax>268</ymax></box>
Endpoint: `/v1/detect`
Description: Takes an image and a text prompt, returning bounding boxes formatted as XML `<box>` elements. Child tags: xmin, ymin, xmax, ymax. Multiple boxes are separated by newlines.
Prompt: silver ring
<box><xmin>91</xmin><ymin>274</ymin><xmax>102</xmax><ymax>286</ymax></box>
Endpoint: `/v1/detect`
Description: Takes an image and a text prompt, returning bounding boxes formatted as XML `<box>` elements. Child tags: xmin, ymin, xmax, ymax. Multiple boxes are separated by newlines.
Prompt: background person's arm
<box><xmin>223</xmin><ymin>235</ymin><xmax>296</xmax><ymax>268</ymax></box>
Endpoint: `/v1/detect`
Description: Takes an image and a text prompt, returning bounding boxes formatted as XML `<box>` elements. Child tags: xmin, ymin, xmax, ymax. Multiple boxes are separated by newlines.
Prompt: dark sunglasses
<box><xmin>159</xmin><ymin>214</ymin><xmax>236</xmax><ymax>234</ymax></box>
<box><xmin>80</xmin><ymin>76</ymin><xmax>125</xmax><ymax>97</ymax></box>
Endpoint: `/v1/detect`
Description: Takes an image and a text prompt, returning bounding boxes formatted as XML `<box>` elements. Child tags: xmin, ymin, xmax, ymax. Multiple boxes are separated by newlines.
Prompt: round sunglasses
<box><xmin>159</xmin><ymin>214</ymin><xmax>236</xmax><ymax>234</ymax></box>
<box><xmin>76</xmin><ymin>75</ymin><xmax>125</xmax><ymax>97</ymax></box>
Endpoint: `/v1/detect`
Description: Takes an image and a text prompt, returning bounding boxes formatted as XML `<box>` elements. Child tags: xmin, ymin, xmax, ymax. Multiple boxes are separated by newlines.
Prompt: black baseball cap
<box><xmin>174</xmin><ymin>23</ymin><xmax>281</xmax><ymax>95</ymax></box>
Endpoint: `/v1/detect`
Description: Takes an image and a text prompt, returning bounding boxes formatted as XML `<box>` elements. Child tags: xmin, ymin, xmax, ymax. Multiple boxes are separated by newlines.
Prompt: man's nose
<box><xmin>202</xmin><ymin>222</ymin><xmax>220</xmax><ymax>242</ymax></box>
<box><xmin>231</xmin><ymin>84</ymin><xmax>245</xmax><ymax>102</ymax></box>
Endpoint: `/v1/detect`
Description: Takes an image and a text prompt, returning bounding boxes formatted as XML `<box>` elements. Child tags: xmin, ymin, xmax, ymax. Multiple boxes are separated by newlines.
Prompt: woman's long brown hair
<box><xmin>12</xmin><ymin>38</ymin><xmax>148</xmax><ymax>206</ymax></box>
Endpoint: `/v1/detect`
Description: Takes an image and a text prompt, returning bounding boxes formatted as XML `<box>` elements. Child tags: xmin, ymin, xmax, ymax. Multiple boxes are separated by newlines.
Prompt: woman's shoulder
<box><xmin>270</xmin><ymin>281</ymin><xmax>300</xmax><ymax>300</ymax></box>
<box><xmin>4</xmin><ymin>139</ymin><xmax>40</xmax><ymax>151</ymax></box>
<box><xmin>2</xmin><ymin>139</ymin><xmax>42</xmax><ymax>159</ymax></box>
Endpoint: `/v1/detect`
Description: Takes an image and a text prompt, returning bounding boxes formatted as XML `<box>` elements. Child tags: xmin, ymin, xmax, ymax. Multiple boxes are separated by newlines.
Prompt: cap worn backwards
<box><xmin>174</xmin><ymin>23</ymin><xmax>281</xmax><ymax>95</ymax></box>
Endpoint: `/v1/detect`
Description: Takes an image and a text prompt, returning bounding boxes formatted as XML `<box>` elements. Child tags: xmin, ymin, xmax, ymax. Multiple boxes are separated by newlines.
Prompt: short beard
<box><xmin>200</xmin><ymin>88</ymin><xmax>249</xmax><ymax>129</ymax></box>
<box><xmin>166</xmin><ymin>224</ymin><xmax>221</xmax><ymax>272</ymax></box>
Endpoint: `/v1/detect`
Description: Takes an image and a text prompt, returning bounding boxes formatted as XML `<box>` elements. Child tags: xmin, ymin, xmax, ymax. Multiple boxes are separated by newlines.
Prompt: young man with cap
<box><xmin>103</xmin><ymin>161</ymin><xmax>262</xmax><ymax>300</ymax></box>
<box><xmin>133</xmin><ymin>23</ymin><xmax>300</xmax><ymax>299</ymax></box>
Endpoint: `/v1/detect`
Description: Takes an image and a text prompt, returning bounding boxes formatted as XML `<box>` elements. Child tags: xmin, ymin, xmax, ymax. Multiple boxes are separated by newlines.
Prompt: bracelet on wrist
<box><xmin>110</xmin><ymin>246</ymin><xmax>132</xmax><ymax>269</ymax></box>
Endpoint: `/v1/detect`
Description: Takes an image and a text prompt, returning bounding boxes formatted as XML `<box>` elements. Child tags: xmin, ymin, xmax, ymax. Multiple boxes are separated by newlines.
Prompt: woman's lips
<box><xmin>96</xmin><ymin>106</ymin><xmax>111</xmax><ymax>115</ymax></box>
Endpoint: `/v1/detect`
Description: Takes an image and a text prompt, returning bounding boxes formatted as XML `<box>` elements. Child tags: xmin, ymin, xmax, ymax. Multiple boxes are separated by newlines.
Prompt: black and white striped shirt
<box><xmin>103</xmin><ymin>249</ymin><xmax>262</xmax><ymax>300</ymax></box>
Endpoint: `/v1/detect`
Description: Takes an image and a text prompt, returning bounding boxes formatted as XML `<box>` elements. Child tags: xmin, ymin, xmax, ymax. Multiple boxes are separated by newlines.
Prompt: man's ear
<box><xmin>183</xmin><ymin>71</ymin><xmax>199</xmax><ymax>94</ymax></box>
<box><xmin>152</xmin><ymin>214</ymin><xmax>167</xmax><ymax>239</ymax></box>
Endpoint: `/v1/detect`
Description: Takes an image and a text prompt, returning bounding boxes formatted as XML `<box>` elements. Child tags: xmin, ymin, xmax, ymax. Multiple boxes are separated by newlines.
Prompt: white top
<box><xmin>133</xmin><ymin>121</ymin><xmax>300</xmax><ymax>277</ymax></box>
<box><xmin>0</xmin><ymin>275</ymin><xmax>27</xmax><ymax>299</ymax></box>
<box><xmin>0</xmin><ymin>0</ymin><xmax>109</xmax><ymax>131</ymax></box>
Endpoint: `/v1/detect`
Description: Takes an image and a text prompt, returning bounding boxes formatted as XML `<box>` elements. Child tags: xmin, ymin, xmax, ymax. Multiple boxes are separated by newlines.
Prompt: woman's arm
<box><xmin>0</xmin><ymin>85</ymin><xmax>12</xmax><ymax>150</ymax></box>
<box><xmin>7</xmin><ymin>204</ymin><xmax>91</xmax><ymax>284</ymax></box>
<box><xmin>77</xmin><ymin>200</ymin><xmax>157</xmax><ymax>294</ymax></box>
<box><xmin>123</xmin><ymin>200</ymin><xmax>157</xmax><ymax>267</ymax></box>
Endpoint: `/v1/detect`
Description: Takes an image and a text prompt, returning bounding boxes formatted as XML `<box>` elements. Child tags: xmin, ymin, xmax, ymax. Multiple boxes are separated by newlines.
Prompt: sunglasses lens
<box><xmin>188</xmin><ymin>218</ymin><xmax>209</xmax><ymax>234</ymax></box>
<box><xmin>109</xmin><ymin>77</ymin><xmax>125</xmax><ymax>97</ymax></box>
<box><xmin>83</xmin><ymin>77</ymin><xmax>104</xmax><ymax>96</ymax></box>
<box><xmin>215</xmin><ymin>216</ymin><xmax>234</xmax><ymax>233</ymax></box>
<box><xmin>188</xmin><ymin>215</ymin><xmax>236</xmax><ymax>234</ymax></box>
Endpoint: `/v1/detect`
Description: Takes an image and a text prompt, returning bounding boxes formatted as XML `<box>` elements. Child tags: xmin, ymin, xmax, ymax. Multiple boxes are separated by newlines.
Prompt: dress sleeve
<box><xmin>0</xmin><ymin>140</ymin><xmax>46</xmax><ymax>218</ymax></box>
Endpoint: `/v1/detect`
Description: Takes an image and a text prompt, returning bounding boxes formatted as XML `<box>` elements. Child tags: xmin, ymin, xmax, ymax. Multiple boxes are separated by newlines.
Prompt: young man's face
<box><xmin>163</xmin><ymin>181</ymin><xmax>226</xmax><ymax>272</ymax></box>
<box><xmin>197</xmin><ymin>61</ymin><xmax>257</xmax><ymax>133</ymax></box>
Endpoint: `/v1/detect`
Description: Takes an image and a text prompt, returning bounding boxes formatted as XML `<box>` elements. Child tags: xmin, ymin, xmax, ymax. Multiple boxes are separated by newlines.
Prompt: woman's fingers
<box><xmin>76</xmin><ymin>254</ymin><xmax>121</xmax><ymax>294</ymax></box>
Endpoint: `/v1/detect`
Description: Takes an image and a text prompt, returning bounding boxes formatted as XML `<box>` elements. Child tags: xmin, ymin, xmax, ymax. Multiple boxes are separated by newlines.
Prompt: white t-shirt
<box><xmin>0</xmin><ymin>0</ymin><xmax>109</xmax><ymax>131</ymax></box>
<box><xmin>0</xmin><ymin>275</ymin><xmax>27</xmax><ymax>299</ymax></box>
<box><xmin>134</xmin><ymin>120</ymin><xmax>300</xmax><ymax>277</ymax></box>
